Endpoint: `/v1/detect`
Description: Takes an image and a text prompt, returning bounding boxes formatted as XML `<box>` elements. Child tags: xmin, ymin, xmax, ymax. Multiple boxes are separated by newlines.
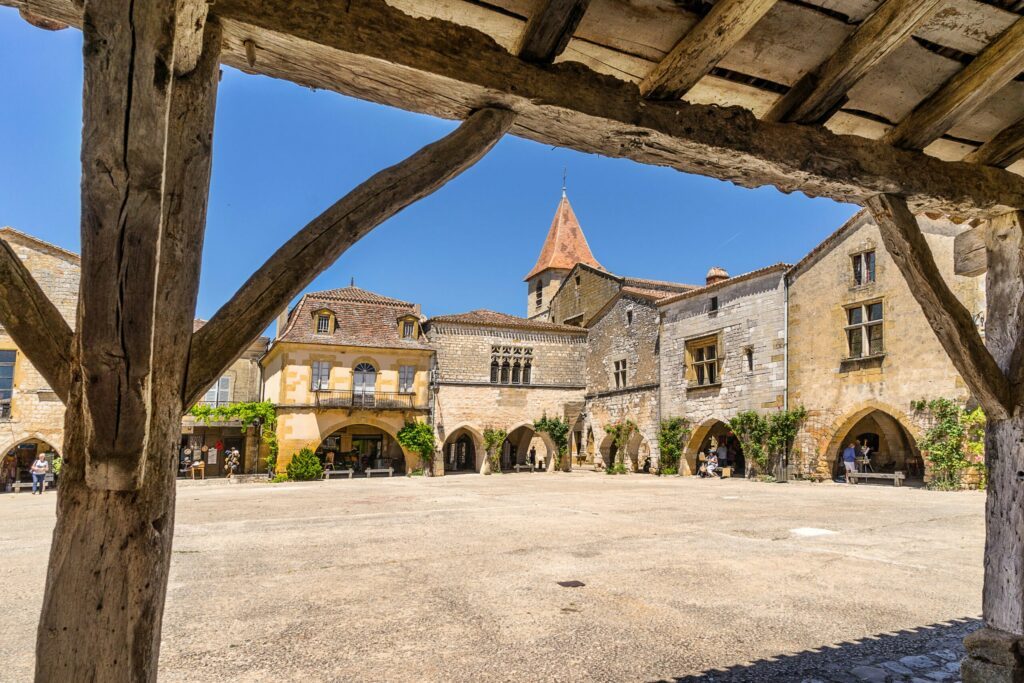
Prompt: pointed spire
<box><xmin>350</xmin><ymin>276</ymin><xmax>355</xmax><ymax>287</ymax></box>
<box><xmin>562</xmin><ymin>167</ymin><xmax>567</xmax><ymax>198</ymax></box>
<box><xmin>524</xmin><ymin>191</ymin><xmax>602</xmax><ymax>281</ymax></box>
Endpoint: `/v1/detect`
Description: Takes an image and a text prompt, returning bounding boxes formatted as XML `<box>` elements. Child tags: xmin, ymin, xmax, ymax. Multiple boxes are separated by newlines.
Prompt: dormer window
<box><xmin>710</xmin><ymin>296</ymin><xmax>719</xmax><ymax>312</ymax></box>
<box><xmin>316</xmin><ymin>314</ymin><xmax>331</xmax><ymax>334</ymax></box>
<box><xmin>403</xmin><ymin>321</ymin><xmax>414</xmax><ymax>339</ymax></box>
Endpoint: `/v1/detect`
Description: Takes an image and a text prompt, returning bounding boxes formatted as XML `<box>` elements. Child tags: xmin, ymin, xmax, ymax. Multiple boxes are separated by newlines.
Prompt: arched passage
<box><xmin>823</xmin><ymin>406</ymin><xmax>922</xmax><ymax>481</ymax></box>
<box><xmin>1</xmin><ymin>436</ymin><xmax>60</xmax><ymax>491</ymax></box>
<box><xmin>315</xmin><ymin>416</ymin><xmax>413</xmax><ymax>475</ymax></box>
<box><xmin>441</xmin><ymin>425</ymin><xmax>483</xmax><ymax>473</ymax></box>
<box><xmin>684</xmin><ymin>419</ymin><xmax>745</xmax><ymax>476</ymax></box>
<box><xmin>502</xmin><ymin>423</ymin><xmax>555</xmax><ymax>471</ymax></box>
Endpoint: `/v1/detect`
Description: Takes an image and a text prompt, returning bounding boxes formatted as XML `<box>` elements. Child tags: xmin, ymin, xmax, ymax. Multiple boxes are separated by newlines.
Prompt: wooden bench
<box><xmin>848</xmin><ymin>471</ymin><xmax>905</xmax><ymax>487</ymax></box>
<box><xmin>513</xmin><ymin>463</ymin><xmax>535</xmax><ymax>473</ymax></box>
<box><xmin>322</xmin><ymin>468</ymin><xmax>354</xmax><ymax>480</ymax></box>
<box><xmin>365</xmin><ymin>467</ymin><xmax>393</xmax><ymax>478</ymax></box>
<box><xmin>11</xmin><ymin>476</ymin><xmax>52</xmax><ymax>493</ymax></box>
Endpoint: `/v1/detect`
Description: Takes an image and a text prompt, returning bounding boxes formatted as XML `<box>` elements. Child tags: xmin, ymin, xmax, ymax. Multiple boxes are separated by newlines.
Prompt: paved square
<box><xmin>0</xmin><ymin>474</ymin><xmax>983</xmax><ymax>681</ymax></box>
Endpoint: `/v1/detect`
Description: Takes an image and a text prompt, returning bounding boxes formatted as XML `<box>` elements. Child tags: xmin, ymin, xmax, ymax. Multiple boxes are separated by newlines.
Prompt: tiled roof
<box><xmin>428</xmin><ymin>309</ymin><xmax>587</xmax><ymax>334</ymax></box>
<box><xmin>620</xmin><ymin>276</ymin><xmax>696</xmax><ymax>293</ymax></box>
<box><xmin>278</xmin><ymin>286</ymin><xmax>430</xmax><ymax>349</ymax></box>
<box><xmin>657</xmin><ymin>263</ymin><xmax>791</xmax><ymax>306</ymax></box>
<box><xmin>620</xmin><ymin>286</ymin><xmax>675</xmax><ymax>301</ymax></box>
<box><xmin>524</xmin><ymin>193</ymin><xmax>602</xmax><ymax>280</ymax></box>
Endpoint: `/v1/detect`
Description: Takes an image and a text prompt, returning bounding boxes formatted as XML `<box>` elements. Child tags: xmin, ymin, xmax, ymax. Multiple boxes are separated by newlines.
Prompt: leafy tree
<box><xmin>482</xmin><ymin>427</ymin><xmax>507</xmax><ymax>473</ymax></box>
<box><xmin>397</xmin><ymin>420</ymin><xmax>437</xmax><ymax>475</ymax></box>
<box><xmin>533</xmin><ymin>415</ymin><xmax>569</xmax><ymax>469</ymax></box>
<box><xmin>658</xmin><ymin>417</ymin><xmax>691</xmax><ymax>475</ymax></box>
<box><xmin>913</xmin><ymin>398</ymin><xmax>986</xmax><ymax>489</ymax></box>
<box><xmin>286</xmin><ymin>447</ymin><xmax>323</xmax><ymax>481</ymax></box>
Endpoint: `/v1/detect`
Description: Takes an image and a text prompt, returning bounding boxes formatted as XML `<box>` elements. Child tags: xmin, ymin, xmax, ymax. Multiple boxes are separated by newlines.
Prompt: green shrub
<box><xmin>270</xmin><ymin>473</ymin><xmax>289</xmax><ymax>483</ymax></box>
<box><xmin>660</xmin><ymin>466</ymin><xmax>678</xmax><ymax>476</ymax></box>
<box><xmin>658</xmin><ymin>417</ymin><xmax>691</xmax><ymax>474</ymax></box>
<box><xmin>397</xmin><ymin>421</ymin><xmax>437</xmax><ymax>474</ymax></box>
<box><xmin>483</xmin><ymin>427</ymin><xmax>507</xmax><ymax>473</ymax></box>
<box><xmin>913</xmin><ymin>398</ymin><xmax>986</xmax><ymax>489</ymax></box>
<box><xmin>286</xmin><ymin>447</ymin><xmax>323</xmax><ymax>481</ymax></box>
<box><xmin>534</xmin><ymin>415</ymin><xmax>569</xmax><ymax>469</ymax></box>
<box><xmin>605</xmin><ymin>461</ymin><xmax>628</xmax><ymax>475</ymax></box>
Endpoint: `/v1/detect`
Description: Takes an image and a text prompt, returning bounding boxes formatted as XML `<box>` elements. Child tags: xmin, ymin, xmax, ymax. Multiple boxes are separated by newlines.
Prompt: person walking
<box><xmin>30</xmin><ymin>454</ymin><xmax>49</xmax><ymax>494</ymax></box>
<box><xmin>529</xmin><ymin>446</ymin><xmax>537</xmax><ymax>470</ymax></box>
<box><xmin>842</xmin><ymin>442</ymin><xmax>858</xmax><ymax>484</ymax></box>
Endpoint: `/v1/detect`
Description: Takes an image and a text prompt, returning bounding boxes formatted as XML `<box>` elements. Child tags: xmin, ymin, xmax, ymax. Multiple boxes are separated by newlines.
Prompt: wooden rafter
<box><xmin>184</xmin><ymin>107</ymin><xmax>516</xmax><ymax>406</ymax></box>
<box><xmin>983</xmin><ymin>212</ymin><xmax>1024</xmax><ymax>404</ymax></box>
<box><xmin>965</xmin><ymin>114</ymin><xmax>1024</xmax><ymax>168</ymax></box>
<box><xmin>8</xmin><ymin>0</ymin><xmax>1024</xmax><ymax>218</ymax></box>
<box><xmin>866</xmin><ymin>194</ymin><xmax>1013</xmax><ymax>420</ymax></box>
<box><xmin>516</xmin><ymin>0</ymin><xmax>590</xmax><ymax>64</ymax></box>
<box><xmin>764</xmin><ymin>0</ymin><xmax>943</xmax><ymax>124</ymax></box>
<box><xmin>0</xmin><ymin>240</ymin><xmax>73</xmax><ymax>402</ymax></box>
<box><xmin>638</xmin><ymin>0</ymin><xmax>777</xmax><ymax>100</ymax></box>
<box><xmin>885</xmin><ymin>17</ymin><xmax>1024</xmax><ymax>151</ymax></box>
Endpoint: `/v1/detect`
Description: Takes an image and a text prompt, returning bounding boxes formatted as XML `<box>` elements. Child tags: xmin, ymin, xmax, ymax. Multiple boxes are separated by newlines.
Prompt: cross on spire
<box><xmin>562</xmin><ymin>167</ymin><xmax>567</xmax><ymax>197</ymax></box>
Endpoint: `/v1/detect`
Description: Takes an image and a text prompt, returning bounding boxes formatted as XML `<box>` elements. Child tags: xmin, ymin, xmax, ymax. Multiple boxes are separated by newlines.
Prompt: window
<box><xmin>852</xmin><ymin>251</ymin><xmax>876</xmax><ymax>286</ymax></box>
<box><xmin>399</xmin><ymin>365</ymin><xmax>415</xmax><ymax>392</ymax></box>
<box><xmin>311</xmin><ymin>361</ymin><xmax>331</xmax><ymax>390</ymax></box>
<box><xmin>535</xmin><ymin>280</ymin><xmax>544</xmax><ymax>309</ymax></box>
<box><xmin>845</xmin><ymin>301</ymin><xmax>884</xmax><ymax>358</ymax></box>
<box><xmin>626</xmin><ymin>309</ymin><xmax>633</xmax><ymax>326</ymax></box>
<box><xmin>687</xmin><ymin>338</ymin><xmax>720</xmax><ymax>386</ymax></box>
<box><xmin>316</xmin><ymin>314</ymin><xmax>331</xmax><ymax>334</ymax></box>
<box><xmin>0</xmin><ymin>350</ymin><xmax>14</xmax><ymax>418</ymax></box>
<box><xmin>490</xmin><ymin>346</ymin><xmax>533</xmax><ymax>385</ymax></box>
<box><xmin>353</xmin><ymin>362</ymin><xmax>376</xmax><ymax>394</ymax></box>
<box><xmin>746</xmin><ymin>348</ymin><xmax>754</xmax><ymax>372</ymax></box>
<box><xmin>613</xmin><ymin>359</ymin><xmax>627</xmax><ymax>388</ymax></box>
<box><xmin>203</xmin><ymin>375</ymin><xmax>231</xmax><ymax>405</ymax></box>
<box><xmin>710</xmin><ymin>296</ymin><xmax>719</xmax><ymax>312</ymax></box>
<box><xmin>402</xmin><ymin>320</ymin><xmax>415</xmax><ymax>339</ymax></box>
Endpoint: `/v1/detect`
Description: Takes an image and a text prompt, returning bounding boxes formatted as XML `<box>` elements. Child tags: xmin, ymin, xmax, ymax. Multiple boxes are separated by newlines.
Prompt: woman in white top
<box><xmin>30</xmin><ymin>455</ymin><xmax>49</xmax><ymax>494</ymax></box>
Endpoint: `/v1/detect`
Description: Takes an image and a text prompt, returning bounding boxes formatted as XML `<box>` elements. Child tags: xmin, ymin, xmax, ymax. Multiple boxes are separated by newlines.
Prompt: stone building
<box><xmin>524</xmin><ymin>191</ymin><xmax>602</xmax><ymax>322</ymax></box>
<box><xmin>581</xmin><ymin>286</ymin><xmax>665</xmax><ymax>472</ymax></box>
<box><xmin>426</xmin><ymin>310</ymin><xmax>587</xmax><ymax>473</ymax></box>
<box><xmin>658</xmin><ymin>264</ymin><xmax>790</xmax><ymax>476</ymax></box>
<box><xmin>787</xmin><ymin>210</ymin><xmax>985</xmax><ymax>482</ymax></box>
<box><xmin>0</xmin><ymin>228</ymin><xmax>78</xmax><ymax>489</ymax></box>
<box><xmin>262</xmin><ymin>285</ymin><xmax>433</xmax><ymax>474</ymax></box>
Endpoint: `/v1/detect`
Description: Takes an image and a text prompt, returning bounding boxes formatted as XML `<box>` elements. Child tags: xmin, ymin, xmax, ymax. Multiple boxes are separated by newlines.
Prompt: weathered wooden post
<box><xmin>868</xmin><ymin>196</ymin><xmax>1024</xmax><ymax>682</ymax></box>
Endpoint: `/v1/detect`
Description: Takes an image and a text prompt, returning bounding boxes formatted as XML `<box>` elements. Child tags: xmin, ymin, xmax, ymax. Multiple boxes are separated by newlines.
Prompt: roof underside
<box><xmin>10</xmin><ymin>0</ymin><xmax>1024</xmax><ymax>217</ymax></box>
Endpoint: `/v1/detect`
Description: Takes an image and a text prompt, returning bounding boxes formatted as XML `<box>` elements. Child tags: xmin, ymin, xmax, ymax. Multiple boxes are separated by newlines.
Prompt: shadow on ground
<box><xmin>659</xmin><ymin>617</ymin><xmax>980</xmax><ymax>682</ymax></box>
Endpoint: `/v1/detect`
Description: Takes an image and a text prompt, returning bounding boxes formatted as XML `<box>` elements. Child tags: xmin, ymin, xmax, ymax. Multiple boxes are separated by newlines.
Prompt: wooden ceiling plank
<box><xmin>517</xmin><ymin>0</ymin><xmax>591</xmax><ymax>63</ymax></box>
<box><xmin>965</xmin><ymin>113</ymin><xmax>1024</xmax><ymax>167</ymax></box>
<box><xmin>885</xmin><ymin>17</ymin><xmax>1024</xmax><ymax>150</ymax></box>
<box><xmin>10</xmin><ymin>0</ymin><xmax>1024</xmax><ymax>217</ymax></box>
<box><xmin>639</xmin><ymin>0</ymin><xmax>778</xmax><ymax>100</ymax></box>
<box><xmin>765</xmin><ymin>0</ymin><xmax>944</xmax><ymax>124</ymax></box>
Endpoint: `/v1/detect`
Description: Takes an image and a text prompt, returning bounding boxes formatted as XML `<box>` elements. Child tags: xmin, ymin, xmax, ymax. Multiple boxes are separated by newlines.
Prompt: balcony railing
<box><xmin>314</xmin><ymin>390</ymin><xmax>426</xmax><ymax>410</ymax></box>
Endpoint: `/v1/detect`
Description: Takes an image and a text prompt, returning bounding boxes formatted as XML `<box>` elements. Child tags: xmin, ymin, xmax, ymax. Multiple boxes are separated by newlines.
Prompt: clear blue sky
<box><xmin>0</xmin><ymin>9</ymin><xmax>859</xmax><ymax>321</ymax></box>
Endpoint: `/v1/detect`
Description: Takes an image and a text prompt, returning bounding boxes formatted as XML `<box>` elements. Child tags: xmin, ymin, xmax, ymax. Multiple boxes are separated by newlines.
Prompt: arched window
<box><xmin>512</xmin><ymin>360</ymin><xmax>522</xmax><ymax>384</ymax></box>
<box><xmin>500</xmin><ymin>360</ymin><xmax>510</xmax><ymax>384</ymax></box>
<box><xmin>353</xmin><ymin>362</ymin><xmax>377</xmax><ymax>406</ymax></box>
<box><xmin>490</xmin><ymin>360</ymin><xmax>499</xmax><ymax>383</ymax></box>
<box><xmin>522</xmin><ymin>360</ymin><xmax>532</xmax><ymax>385</ymax></box>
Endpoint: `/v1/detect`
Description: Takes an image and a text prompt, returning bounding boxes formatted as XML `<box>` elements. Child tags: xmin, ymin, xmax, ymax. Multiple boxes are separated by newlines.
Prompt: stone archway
<box><xmin>684</xmin><ymin>418</ymin><xmax>730</xmax><ymax>476</ymax></box>
<box><xmin>440</xmin><ymin>424</ymin><xmax>484</xmax><ymax>474</ymax></box>
<box><xmin>314</xmin><ymin>415</ymin><xmax>416</xmax><ymax>474</ymax></box>
<box><xmin>503</xmin><ymin>423</ymin><xmax>557</xmax><ymax>472</ymax></box>
<box><xmin>820</xmin><ymin>402</ymin><xmax>922</xmax><ymax>481</ymax></box>
<box><xmin>1</xmin><ymin>435</ymin><xmax>61</xmax><ymax>491</ymax></box>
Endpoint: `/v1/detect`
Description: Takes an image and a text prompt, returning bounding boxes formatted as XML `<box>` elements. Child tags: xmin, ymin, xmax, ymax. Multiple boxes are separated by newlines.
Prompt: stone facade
<box><xmin>426</xmin><ymin>314</ymin><xmax>586</xmax><ymax>472</ymax></box>
<box><xmin>787</xmin><ymin>211</ymin><xmax>984</xmax><ymax>481</ymax></box>
<box><xmin>0</xmin><ymin>228</ymin><xmax>79</xmax><ymax>473</ymax></box>
<box><xmin>582</xmin><ymin>291</ymin><xmax>662</xmax><ymax>471</ymax></box>
<box><xmin>548</xmin><ymin>264</ymin><xmax>622</xmax><ymax>327</ymax></box>
<box><xmin>659</xmin><ymin>265</ymin><xmax>789</xmax><ymax>475</ymax></box>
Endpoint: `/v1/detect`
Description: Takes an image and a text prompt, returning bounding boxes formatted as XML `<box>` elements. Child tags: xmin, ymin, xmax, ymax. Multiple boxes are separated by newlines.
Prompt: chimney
<box><xmin>705</xmin><ymin>266</ymin><xmax>730</xmax><ymax>286</ymax></box>
<box><xmin>274</xmin><ymin>307</ymin><xmax>290</xmax><ymax>339</ymax></box>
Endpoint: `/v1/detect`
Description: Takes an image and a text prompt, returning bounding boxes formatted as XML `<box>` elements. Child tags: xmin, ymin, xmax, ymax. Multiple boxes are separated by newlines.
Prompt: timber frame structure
<box><xmin>3</xmin><ymin>0</ymin><xmax>1024</xmax><ymax>680</ymax></box>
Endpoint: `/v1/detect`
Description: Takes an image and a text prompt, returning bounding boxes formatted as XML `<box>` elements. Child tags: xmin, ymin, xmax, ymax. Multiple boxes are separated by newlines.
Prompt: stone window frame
<box><xmin>685</xmin><ymin>333</ymin><xmax>722</xmax><ymax>388</ymax></box>
<box><xmin>312</xmin><ymin>308</ymin><xmax>335</xmax><ymax>335</ymax></box>
<box><xmin>398</xmin><ymin>365</ymin><xmax>415</xmax><ymax>393</ymax></box>
<box><xmin>744</xmin><ymin>345</ymin><xmax>754</xmax><ymax>372</ymax></box>
<box><xmin>709</xmin><ymin>296</ymin><xmax>719</xmax><ymax>313</ymax></box>
<box><xmin>203</xmin><ymin>374</ymin><xmax>233</xmax><ymax>406</ymax></box>
<box><xmin>490</xmin><ymin>345</ymin><xmax>533</xmax><ymax>385</ymax></box>
<box><xmin>844</xmin><ymin>299</ymin><xmax>884</xmax><ymax>359</ymax></box>
<box><xmin>0</xmin><ymin>349</ymin><xmax>15</xmax><ymax>420</ymax></box>
<box><xmin>612</xmin><ymin>358</ymin><xmax>627</xmax><ymax>388</ymax></box>
<box><xmin>851</xmin><ymin>249</ymin><xmax>877</xmax><ymax>287</ymax></box>
<box><xmin>311</xmin><ymin>360</ymin><xmax>332</xmax><ymax>391</ymax></box>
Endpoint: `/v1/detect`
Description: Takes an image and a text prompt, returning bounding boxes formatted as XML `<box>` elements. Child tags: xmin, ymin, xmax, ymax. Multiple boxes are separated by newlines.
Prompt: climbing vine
<box><xmin>482</xmin><ymin>427</ymin><xmax>507</xmax><ymax>473</ymax></box>
<box><xmin>657</xmin><ymin>417</ymin><xmax>692</xmax><ymax>475</ymax></box>
<box><xmin>533</xmin><ymin>415</ymin><xmax>569</xmax><ymax>469</ymax></box>
<box><xmin>912</xmin><ymin>398</ymin><xmax>986</xmax><ymax>489</ymax></box>
<box><xmin>603</xmin><ymin>419</ymin><xmax>637</xmax><ymax>473</ymax></box>
<box><xmin>189</xmin><ymin>400</ymin><xmax>278</xmax><ymax>470</ymax></box>
<box><xmin>728</xmin><ymin>406</ymin><xmax>807</xmax><ymax>477</ymax></box>
<box><xmin>397</xmin><ymin>420</ymin><xmax>437</xmax><ymax>475</ymax></box>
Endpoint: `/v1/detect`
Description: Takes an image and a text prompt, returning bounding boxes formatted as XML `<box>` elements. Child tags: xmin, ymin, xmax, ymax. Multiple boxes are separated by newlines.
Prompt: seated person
<box><xmin>702</xmin><ymin>451</ymin><xmax>719</xmax><ymax>478</ymax></box>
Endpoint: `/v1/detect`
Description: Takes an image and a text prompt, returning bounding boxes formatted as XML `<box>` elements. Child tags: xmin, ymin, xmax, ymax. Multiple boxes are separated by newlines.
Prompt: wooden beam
<box><xmin>866</xmin><ymin>194</ymin><xmax>1012</xmax><ymax>419</ymax></box>
<box><xmin>964</xmin><ymin>114</ymin><xmax>1024</xmax><ymax>168</ymax></box>
<box><xmin>954</xmin><ymin>223</ymin><xmax>988</xmax><ymax>277</ymax></box>
<box><xmin>0</xmin><ymin>239</ymin><xmax>73</xmax><ymax>402</ymax></box>
<box><xmin>764</xmin><ymin>0</ymin><xmax>943</xmax><ymax>124</ymax></box>
<box><xmin>639</xmin><ymin>0</ymin><xmax>777</xmax><ymax>100</ymax></box>
<box><xmin>516</xmin><ymin>0</ymin><xmax>589</xmax><ymax>64</ymax></box>
<box><xmin>885</xmin><ymin>18</ymin><xmax>1024</xmax><ymax>151</ymax></box>
<box><xmin>983</xmin><ymin>212</ymin><xmax>1024</xmax><ymax>402</ymax></box>
<box><xmin>183</xmin><ymin>107</ymin><xmax>516</xmax><ymax>406</ymax></box>
<box><xmin>77</xmin><ymin>0</ymin><xmax>214</xmax><ymax>491</ymax></box>
<box><xmin>173</xmin><ymin>0</ymin><xmax>210</xmax><ymax>75</ymax></box>
<box><xmin>8</xmin><ymin>0</ymin><xmax>1024</xmax><ymax>217</ymax></box>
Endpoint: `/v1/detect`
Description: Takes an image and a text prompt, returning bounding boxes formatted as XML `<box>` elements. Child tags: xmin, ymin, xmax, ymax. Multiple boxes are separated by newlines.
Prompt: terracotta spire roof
<box><xmin>524</xmin><ymin>193</ymin><xmax>602</xmax><ymax>281</ymax></box>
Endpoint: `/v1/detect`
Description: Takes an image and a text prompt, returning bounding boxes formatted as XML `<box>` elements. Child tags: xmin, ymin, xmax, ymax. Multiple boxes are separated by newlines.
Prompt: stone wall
<box><xmin>526</xmin><ymin>268</ymin><xmax>566</xmax><ymax>320</ymax></box>
<box><xmin>787</xmin><ymin>212</ymin><xmax>983</xmax><ymax>480</ymax></box>
<box><xmin>548</xmin><ymin>265</ymin><xmax>621</xmax><ymax>327</ymax></box>
<box><xmin>659</xmin><ymin>268</ymin><xmax>788</xmax><ymax>474</ymax></box>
